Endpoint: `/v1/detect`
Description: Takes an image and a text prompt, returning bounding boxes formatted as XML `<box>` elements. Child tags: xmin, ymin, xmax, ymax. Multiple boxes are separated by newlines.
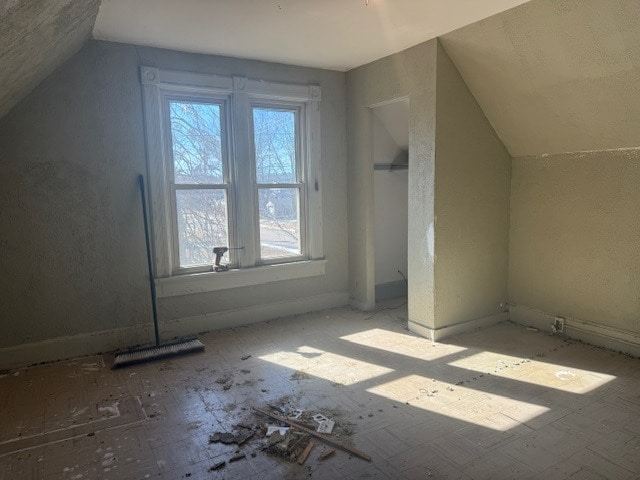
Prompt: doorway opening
<box><xmin>372</xmin><ymin>98</ymin><xmax>409</xmax><ymax>302</ymax></box>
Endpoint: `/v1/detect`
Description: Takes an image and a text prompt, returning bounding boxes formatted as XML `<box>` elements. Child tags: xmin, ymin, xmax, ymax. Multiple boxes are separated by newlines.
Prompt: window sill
<box><xmin>155</xmin><ymin>259</ymin><xmax>326</xmax><ymax>298</ymax></box>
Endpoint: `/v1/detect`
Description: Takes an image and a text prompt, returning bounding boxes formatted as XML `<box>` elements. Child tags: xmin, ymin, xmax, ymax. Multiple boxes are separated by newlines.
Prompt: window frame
<box><xmin>163</xmin><ymin>93</ymin><xmax>237</xmax><ymax>274</ymax></box>
<box><xmin>141</xmin><ymin>66</ymin><xmax>324</xmax><ymax>295</ymax></box>
<box><xmin>250</xmin><ymin>101</ymin><xmax>306</xmax><ymax>265</ymax></box>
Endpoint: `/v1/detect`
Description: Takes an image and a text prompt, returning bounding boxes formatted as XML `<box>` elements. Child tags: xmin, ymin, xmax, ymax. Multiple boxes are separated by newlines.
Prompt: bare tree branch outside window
<box><xmin>253</xmin><ymin>108</ymin><xmax>301</xmax><ymax>259</ymax></box>
<box><xmin>168</xmin><ymin>101</ymin><xmax>303</xmax><ymax>267</ymax></box>
<box><xmin>170</xmin><ymin>101</ymin><xmax>228</xmax><ymax>267</ymax></box>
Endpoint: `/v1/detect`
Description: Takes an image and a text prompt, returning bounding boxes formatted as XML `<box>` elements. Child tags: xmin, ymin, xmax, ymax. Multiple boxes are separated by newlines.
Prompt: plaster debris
<box><xmin>101</xmin><ymin>452</ymin><xmax>115</xmax><ymax>467</ymax></box>
<box><xmin>229</xmin><ymin>453</ymin><xmax>246</xmax><ymax>462</ymax></box>
<box><xmin>209</xmin><ymin>461</ymin><xmax>226</xmax><ymax>471</ymax></box>
<box><xmin>317</xmin><ymin>420</ymin><xmax>335</xmax><ymax>433</ymax></box>
<box><xmin>266</xmin><ymin>426</ymin><xmax>290</xmax><ymax>436</ymax></box>
<box><xmin>209</xmin><ymin>425</ymin><xmax>255</xmax><ymax>446</ymax></box>
<box><xmin>72</xmin><ymin>406</ymin><xmax>89</xmax><ymax>417</ymax></box>
<box><xmin>98</xmin><ymin>402</ymin><xmax>119</xmax><ymax>417</ymax></box>
<box><xmin>254</xmin><ymin>405</ymin><xmax>370</xmax><ymax>462</ymax></box>
<box><xmin>281</xmin><ymin>406</ymin><xmax>304</xmax><ymax>419</ymax></box>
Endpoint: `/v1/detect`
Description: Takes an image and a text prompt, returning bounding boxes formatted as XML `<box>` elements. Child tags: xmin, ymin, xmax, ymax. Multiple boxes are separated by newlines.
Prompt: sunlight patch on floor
<box><xmin>366</xmin><ymin>373</ymin><xmax>549</xmax><ymax>431</ymax></box>
<box><xmin>340</xmin><ymin>328</ymin><xmax>467</xmax><ymax>361</ymax></box>
<box><xmin>447</xmin><ymin>352</ymin><xmax>616</xmax><ymax>394</ymax></box>
<box><xmin>259</xmin><ymin>347</ymin><xmax>394</xmax><ymax>385</ymax></box>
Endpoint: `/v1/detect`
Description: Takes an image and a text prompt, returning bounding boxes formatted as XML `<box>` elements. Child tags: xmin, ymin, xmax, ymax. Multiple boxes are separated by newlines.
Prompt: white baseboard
<box><xmin>0</xmin><ymin>325</ymin><xmax>153</xmax><ymax>371</ymax></box>
<box><xmin>350</xmin><ymin>297</ymin><xmax>376</xmax><ymax>312</ymax></box>
<box><xmin>160</xmin><ymin>291</ymin><xmax>350</xmax><ymax>338</ymax></box>
<box><xmin>0</xmin><ymin>291</ymin><xmax>350</xmax><ymax>370</ymax></box>
<box><xmin>409</xmin><ymin>312</ymin><xmax>508</xmax><ymax>342</ymax></box>
<box><xmin>408</xmin><ymin>320</ymin><xmax>435</xmax><ymax>341</ymax></box>
<box><xmin>509</xmin><ymin>304</ymin><xmax>640</xmax><ymax>357</ymax></box>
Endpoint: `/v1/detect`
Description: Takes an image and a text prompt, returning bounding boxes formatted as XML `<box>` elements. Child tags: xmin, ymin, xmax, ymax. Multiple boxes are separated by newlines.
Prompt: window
<box><xmin>169</xmin><ymin>99</ymin><xmax>229</xmax><ymax>269</ymax></box>
<box><xmin>253</xmin><ymin>106</ymin><xmax>303</xmax><ymax>261</ymax></box>
<box><xmin>141</xmin><ymin>67</ymin><xmax>324</xmax><ymax>296</ymax></box>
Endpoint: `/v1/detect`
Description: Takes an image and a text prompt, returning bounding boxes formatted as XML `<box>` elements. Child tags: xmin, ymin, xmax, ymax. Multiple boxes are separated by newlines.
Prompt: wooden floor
<box><xmin>1</xmin><ymin>302</ymin><xmax>639</xmax><ymax>479</ymax></box>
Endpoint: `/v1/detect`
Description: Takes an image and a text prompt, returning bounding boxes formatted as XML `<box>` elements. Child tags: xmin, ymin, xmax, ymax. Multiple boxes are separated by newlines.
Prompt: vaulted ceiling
<box><xmin>0</xmin><ymin>0</ymin><xmax>528</xmax><ymax>121</ymax></box>
<box><xmin>2</xmin><ymin>0</ymin><xmax>640</xmax><ymax>158</ymax></box>
<box><xmin>441</xmin><ymin>0</ymin><xmax>640</xmax><ymax>157</ymax></box>
<box><xmin>0</xmin><ymin>0</ymin><xmax>101</xmax><ymax>119</ymax></box>
<box><xmin>92</xmin><ymin>0</ymin><xmax>530</xmax><ymax>71</ymax></box>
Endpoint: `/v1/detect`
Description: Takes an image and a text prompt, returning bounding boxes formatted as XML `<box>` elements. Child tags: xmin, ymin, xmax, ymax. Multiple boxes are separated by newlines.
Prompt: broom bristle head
<box><xmin>112</xmin><ymin>339</ymin><xmax>204</xmax><ymax>368</ymax></box>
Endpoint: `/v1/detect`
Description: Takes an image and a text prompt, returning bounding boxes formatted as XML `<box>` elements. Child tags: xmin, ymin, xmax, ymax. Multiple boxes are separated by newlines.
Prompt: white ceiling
<box><xmin>93</xmin><ymin>0</ymin><xmax>531</xmax><ymax>72</ymax></box>
<box><xmin>441</xmin><ymin>0</ymin><xmax>640</xmax><ymax>156</ymax></box>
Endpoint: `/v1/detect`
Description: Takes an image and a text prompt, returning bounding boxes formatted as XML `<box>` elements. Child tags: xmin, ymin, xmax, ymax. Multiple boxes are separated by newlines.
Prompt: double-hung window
<box><xmin>168</xmin><ymin>97</ymin><xmax>231</xmax><ymax>271</ymax></box>
<box><xmin>141</xmin><ymin>67</ymin><xmax>324</xmax><ymax>296</ymax></box>
<box><xmin>252</xmin><ymin>104</ymin><xmax>305</xmax><ymax>261</ymax></box>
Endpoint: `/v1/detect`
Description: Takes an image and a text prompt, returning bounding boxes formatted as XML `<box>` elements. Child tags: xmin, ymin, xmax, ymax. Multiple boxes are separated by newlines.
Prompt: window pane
<box><xmin>170</xmin><ymin>101</ymin><xmax>224</xmax><ymax>184</ymax></box>
<box><xmin>176</xmin><ymin>189</ymin><xmax>228</xmax><ymax>267</ymax></box>
<box><xmin>259</xmin><ymin>188</ymin><xmax>301</xmax><ymax>259</ymax></box>
<box><xmin>253</xmin><ymin>108</ymin><xmax>296</xmax><ymax>183</ymax></box>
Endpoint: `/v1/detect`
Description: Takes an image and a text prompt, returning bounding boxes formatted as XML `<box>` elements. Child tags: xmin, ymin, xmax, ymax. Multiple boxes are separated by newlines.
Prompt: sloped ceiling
<box><xmin>373</xmin><ymin>99</ymin><xmax>410</xmax><ymax>150</ymax></box>
<box><xmin>0</xmin><ymin>0</ymin><xmax>101</xmax><ymax>120</ymax></box>
<box><xmin>441</xmin><ymin>0</ymin><xmax>640</xmax><ymax>157</ymax></box>
<box><xmin>93</xmin><ymin>0</ymin><xmax>531</xmax><ymax>72</ymax></box>
<box><xmin>0</xmin><ymin>0</ymin><xmax>533</xmax><ymax>121</ymax></box>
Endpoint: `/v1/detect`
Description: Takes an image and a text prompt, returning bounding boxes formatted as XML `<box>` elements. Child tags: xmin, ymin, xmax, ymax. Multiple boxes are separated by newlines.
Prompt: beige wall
<box><xmin>346</xmin><ymin>41</ymin><xmax>437</xmax><ymax>332</ymax></box>
<box><xmin>346</xmin><ymin>40</ymin><xmax>511</xmax><ymax>337</ymax></box>
<box><xmin>434</xmin><ymin>43</ymin><xmax>512</xmax><ymax>329</ymax></box>
<box><xmin>509</xmin><ymin>149</ymin><xmax>640</xmax><ymax>335</ymax></box>
<box><xmin>0</xmin><ymin>40</ymin><xmax>349</xmax><ymax>365</ymax></box>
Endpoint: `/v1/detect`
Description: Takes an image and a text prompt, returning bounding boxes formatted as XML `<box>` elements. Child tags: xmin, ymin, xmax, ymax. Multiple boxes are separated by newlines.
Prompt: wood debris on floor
<box><xmin>2</xmin><ymin>304</ymin><xmax>640</xmax><ymax>479</ymax></box>
<box><xmin>205</xmin><ymin>399</ymin><xmax>369</xmax><ymax>473</ymax></box>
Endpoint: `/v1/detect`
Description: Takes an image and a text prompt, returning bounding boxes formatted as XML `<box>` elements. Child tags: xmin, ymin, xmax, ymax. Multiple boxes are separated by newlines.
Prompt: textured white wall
<box><xmin>0</xmin><ymin>40</ymin><xmax>349</xmax><ymax>361</ymax></box>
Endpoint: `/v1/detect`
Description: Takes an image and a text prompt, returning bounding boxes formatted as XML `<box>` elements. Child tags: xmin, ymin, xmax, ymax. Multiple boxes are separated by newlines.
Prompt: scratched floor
<box><xmin>1</xmin><ymin>302</ymin><xmax>640</xmax><ymax>480</ymax></box>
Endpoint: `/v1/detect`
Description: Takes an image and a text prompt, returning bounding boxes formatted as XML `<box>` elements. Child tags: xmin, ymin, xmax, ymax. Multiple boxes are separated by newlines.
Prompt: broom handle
<box><xmin>138</xmin><ymin>175</ymin><xmax>161</xmax><ymax>346</ymax></box>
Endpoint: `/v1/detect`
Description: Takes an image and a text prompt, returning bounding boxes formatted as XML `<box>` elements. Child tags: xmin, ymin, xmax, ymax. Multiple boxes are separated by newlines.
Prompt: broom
<box><xmin>112</xmin><ymin>175</ymin><xmax>204</xmax><ymax>368</ymax></box>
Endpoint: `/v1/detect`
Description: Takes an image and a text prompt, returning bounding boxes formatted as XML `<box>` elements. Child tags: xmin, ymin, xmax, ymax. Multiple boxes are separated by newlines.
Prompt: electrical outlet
<box><xmin>554</xmin><ymin>317</ymin><xmax>565</xmax><ymax>333</ymax></box>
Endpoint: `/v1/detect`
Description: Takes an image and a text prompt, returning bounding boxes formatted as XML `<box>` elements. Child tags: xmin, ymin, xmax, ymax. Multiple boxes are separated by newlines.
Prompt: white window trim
<box><xmin>141</xmin><ymin>66</ymin><xmax>324</xmax><ymax>294</ymax></box>
<box><xmin>156</xmin><ymin>259</ymin><xmax>327</xmax><ymax>298</ymax></box>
